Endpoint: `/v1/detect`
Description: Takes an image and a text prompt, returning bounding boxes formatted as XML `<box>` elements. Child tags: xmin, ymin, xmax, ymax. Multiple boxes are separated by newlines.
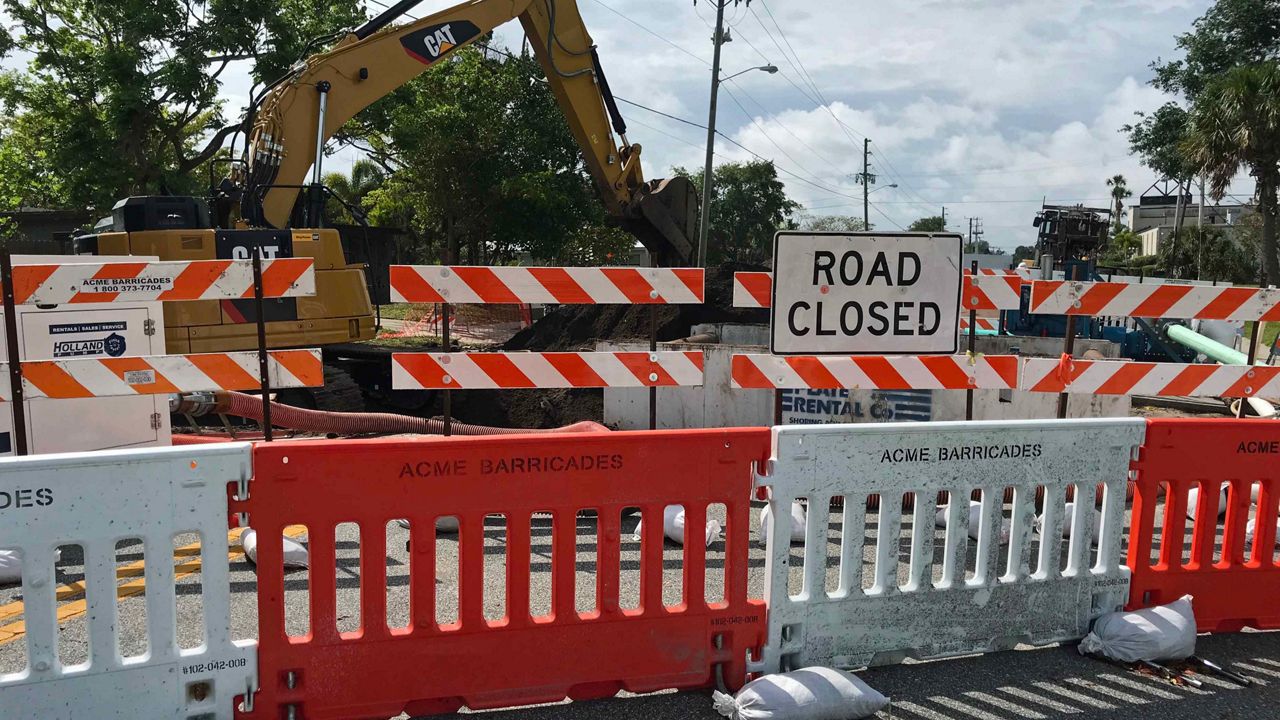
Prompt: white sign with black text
<box><xmin>769</xmin><ymin>232</ymin><xmax>963</xmax><ymax>355</ymax></box>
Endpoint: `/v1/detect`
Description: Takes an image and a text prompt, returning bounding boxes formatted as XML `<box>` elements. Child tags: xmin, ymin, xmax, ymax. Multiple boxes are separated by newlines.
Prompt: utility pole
<box><xmin>941</xmin><ymin>206</ymin><xmax>947</xmax><ymax>231</ymax></box>
<box><xmin>967</xmin><ymin>218</ymin><xmax>973</xmax><ymax>252</ymax></box>
<box><xmin>697</xmin><ymin>0</ymin><xmax>728</xmax><ymax>268</ymax></box>
<box><xmin>855</xmin><ymin>138</ymin><xmax>876</xmax><ymax>230</ymax></box>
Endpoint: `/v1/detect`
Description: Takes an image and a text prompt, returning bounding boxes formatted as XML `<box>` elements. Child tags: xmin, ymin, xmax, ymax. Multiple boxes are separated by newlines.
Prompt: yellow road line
<box><xmin>0</xmin><ymin>526</ymin><xmax>307</xmax><ymax>646</ymax></box>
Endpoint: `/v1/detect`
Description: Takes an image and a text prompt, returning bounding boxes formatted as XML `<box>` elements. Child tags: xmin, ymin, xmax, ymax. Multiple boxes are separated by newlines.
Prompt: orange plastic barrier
<box><xmin>1126</xmin><ymin>418</ymin><xmax>1280</xmax><ymax>631</ymax></box>
<box><xmin>235</xmin><ymin>429</ymin><xmax>769</xmax><ymax>719</ymax></box>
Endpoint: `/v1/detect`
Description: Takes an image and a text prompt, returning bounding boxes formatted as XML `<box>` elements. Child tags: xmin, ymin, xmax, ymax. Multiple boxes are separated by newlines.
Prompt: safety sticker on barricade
<box><xmin>1022</xmin><ymin>357</ymin><xmax>1280</xmax><ymax>397</ymax></box>
<box><xmin>7</xmin><ymin>258</ymin><xmax>315</xmax><ymax>305</ymax></box>
<box><xmin>1127</xmin><ymin>418</ymin><xmax>1280</xmax><ymax>631</ymax></box>
<box><xmin>1030</xmin><ymin>280</ymin><xmax>1280</xmax><ymax>320</ymax></box>
<box><xmin>751</xmin><ymin>418</ymin><xmax>1142</xmax><ymax>673</ymax></box>
<box><xmin>236</xmin><ymin>428</ymin><xmax>769</xmax><ymax>719</ymax></box>
<box><xmin>730</xmin><ymin>354</ymin><xmax>1018</xmax><ymax>390</ymax></box>
<box><xmin>390</xmin><ymin>265</ymin><xmax>705</xmax><ymax>304</ymax></box>
<box><xmin>392</xmin><ymin>351</ymin><xmax>705</xmax><ymax>389</ymax></box>
<box><xmin>0</xmin><ymin>349</ymin><xmax>323</xmax><ymax>400</ymax></box>
<box><xmin>0</xmin><ymin>443</ymin><xmax>257</xmax><ymax>719</ymax></box>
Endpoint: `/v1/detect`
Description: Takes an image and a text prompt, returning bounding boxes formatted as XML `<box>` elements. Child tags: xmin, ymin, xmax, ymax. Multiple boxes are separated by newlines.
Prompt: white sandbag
<box><xmin>0</xmin><ymin>548</ymin><xmax>60</xmax><ymax>585</ymax></box>
<box><xmin>1246</xmin><ymin>517</ymin><xmax>1280</xmax><ymax>545</ymax></box>
<box><xmin>759</xmin><ymin>502</ymin><xmax>807</xmax><ymax>545</ymax></box>
<box><xmin>1036</xmin><ymin>502</ymin><xmax>1101</xmax><ymax>545</ymax></box>
<box><xmin>0</xmin><ymin>549</ymin><xmax>21</xmax><ymax>584</ymax></box>
<box><xmin>633</xmin><ymin>504</ymin><xmax>722</xmax><ymax>547</ymax></box>
<box><xmin>395</xmin><ymin>517</ymin><xmax>461</xmax><ymax>532</ymax></box>
<box><xmin>241</xmin><ymin>528</ymin><xmax>309</xmax><ymax>568</ymax></box>
<box><xmin>1186</xmin><ymin>485</ymin><xmax>1227</xmax><ymax>520</ymax></box>
<box><xmin>935</xmin><ymin>500</ymin><xmax>1010</xmax><ymax>543</ymax></box>
<box><xmin>712</xmin><ymin>666</ymin><xmax>889</xmax><ymax>720</ymax></box>
<box><xmin>1078</xmin><ymin>595</ymin><xmax>1196</xmax><ymax>663</ymax></box>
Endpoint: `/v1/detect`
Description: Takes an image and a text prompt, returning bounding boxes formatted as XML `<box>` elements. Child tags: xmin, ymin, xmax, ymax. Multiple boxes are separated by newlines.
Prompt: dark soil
<box><xmin>428</xmin><ymin>388</ymin><xmax>604</xmax><ymax>429</ymax></box>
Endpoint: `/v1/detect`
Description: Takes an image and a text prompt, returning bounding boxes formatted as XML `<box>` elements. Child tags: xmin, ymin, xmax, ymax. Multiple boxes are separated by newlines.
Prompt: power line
<box><xmin>357</xmin><ymin>1</ymin><xmax>899</xmax><ymax>222</ymax></box>
<box><xmin>586</xmin><ymin>0</ymin><xmax>711</xmax><ymax>66</ymax></box>
<box><xmin>745</xmin><ymin>2</ymin><xmax>933</xmax><ymax>219</ymax></box>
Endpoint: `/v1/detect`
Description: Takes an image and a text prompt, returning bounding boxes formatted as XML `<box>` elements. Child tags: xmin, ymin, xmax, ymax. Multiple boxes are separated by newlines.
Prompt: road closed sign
<box><xmin>769</xmin><ymin>232</ymin><xmax>963</xmax><ymax>355</ymax></box>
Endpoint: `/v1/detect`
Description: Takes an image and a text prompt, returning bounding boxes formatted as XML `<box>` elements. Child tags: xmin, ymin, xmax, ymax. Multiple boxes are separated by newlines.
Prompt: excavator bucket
<box><xmin>622</xmin><ymin>176</ymin><xmax>699</xmax><ymax>267</ymax></box>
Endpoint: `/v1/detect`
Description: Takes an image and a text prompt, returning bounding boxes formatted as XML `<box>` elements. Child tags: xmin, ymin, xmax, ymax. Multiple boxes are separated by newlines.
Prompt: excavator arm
<box><xmin>242</xmin><ymin>0</ymin><xmax>697</xmax><ymax>264</ymax></box>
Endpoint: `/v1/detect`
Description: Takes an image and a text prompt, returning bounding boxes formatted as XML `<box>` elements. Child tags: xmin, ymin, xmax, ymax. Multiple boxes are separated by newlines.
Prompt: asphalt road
<box><xmin>1</xmin><ymin>500</ymin><xmax>1277</xmax><ymax>720</ymax></box>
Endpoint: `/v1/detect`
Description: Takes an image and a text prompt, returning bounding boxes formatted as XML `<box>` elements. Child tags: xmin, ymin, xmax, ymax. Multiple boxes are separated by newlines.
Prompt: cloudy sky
<box><xmin>379</xmin><ymin>0</ymin><xmax>1221</xmax><ymax>250</ymax></box>
<box><xmin>8</xmin><ymin>0</ymin><xmax>1230</xmax><ymax>249</ymax></box>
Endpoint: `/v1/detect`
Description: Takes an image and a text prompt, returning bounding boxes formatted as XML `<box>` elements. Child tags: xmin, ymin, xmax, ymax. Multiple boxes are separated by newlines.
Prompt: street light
<box><xmin>856</xmin><ymin>183</ymin><xmax>897</xmax><ymax>229</ymax></box>
<box><xmin>697</xmin><ymin>63</ymin><xmax>779</xmax><ymax>267</ymax></box>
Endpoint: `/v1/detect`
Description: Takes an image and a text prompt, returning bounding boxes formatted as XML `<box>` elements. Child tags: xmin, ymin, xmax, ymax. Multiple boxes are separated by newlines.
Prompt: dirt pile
<box><xmin>503</xmin><ymin>261</ymin><xmax>769</xmax><ymax>351</ymax></box>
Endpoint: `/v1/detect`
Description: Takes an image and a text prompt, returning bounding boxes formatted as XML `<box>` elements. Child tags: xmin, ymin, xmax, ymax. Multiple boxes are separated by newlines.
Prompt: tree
<box><xmin>1106</xmin><ymin>174</ymin><xmax>1132</xmax><ymax>222</ymax></box>
<box><xmin>323</xmin><ymin>159</ymin><xmax>386</xmax><ymax>225</ymax></box>
<box><xmin>0</xmin><ymin>0</ymin><xmax>366</xmax><ymax>212</ymax></box>
<box><xmin>1123</xmin><ymin>1</ymin><xmax>1280</xmax><ymax>265</ymax></box>
<box><xmin>1100</xmin><ymin>227</ymin><xmax>1143</xmax><ymax>266</ymax></box>
<box><xmin>1151</xmin><ymin>0</ymin><xmax>1280</xmax><ymax>100</ymax></box>
<box><xmin>358</xmin><ymin>47</ymin><xmax>613</xmax><ymax>264</ymax></box>
<box><xmin>1157</xmin><ymin>226</ymin><xmax>1258</xmax><ymax>283</ymax></box>
<box><xmin>1012</xmin><ymin>245</ymin><xmax>1037</xmax><ymax>265</ymax></box>
<box><xmin>676</xmin><ymin>161</ymin><xmax>799</xmax><ymax>264</ymax></box>
<box><xmin>1182</xmin><ymin>62</ymin><xmax>1280</xmax><ymax>284</ymax></box>
<box><xmin>908</xmin><ymin>216</ymin><xmax>945</xmax><ymax>232</ymax></box>
<box><xmin>795</xmin><ymin>214</ymin><xmax>867</xmax><ymax>232</ymax></box>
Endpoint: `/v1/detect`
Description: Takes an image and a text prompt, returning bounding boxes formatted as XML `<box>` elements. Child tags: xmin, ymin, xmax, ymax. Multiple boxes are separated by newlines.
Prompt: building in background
<box><xmin>1128</xmin><ymin>190</ymin><xmax>1251</xmax><ymax>256</ymax></box>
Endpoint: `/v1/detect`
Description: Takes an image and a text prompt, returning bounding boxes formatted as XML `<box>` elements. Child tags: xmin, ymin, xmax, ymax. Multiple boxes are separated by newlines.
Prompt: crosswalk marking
<box><xmin>0</xmin><ymin>526</ymin><xmax>306</xmax><ymax>647</ymax></box>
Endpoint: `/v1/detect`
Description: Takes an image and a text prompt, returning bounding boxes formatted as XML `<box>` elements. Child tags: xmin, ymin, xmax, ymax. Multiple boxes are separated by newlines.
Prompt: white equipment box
<box><xmin>0</xmin><ymin>255</ymin><xmax>172</xmax><ymax>455</ymax></box>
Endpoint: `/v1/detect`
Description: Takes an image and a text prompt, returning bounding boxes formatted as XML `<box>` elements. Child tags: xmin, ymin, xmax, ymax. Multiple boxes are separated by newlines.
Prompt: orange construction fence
<box><xmin>1126</xmin><ymin>418</ymin><xmax>1280</xmax><ymax>632</ymax></box>
<box><xmin>234</xmin><ymin>428</ymin><xmax>769</xmax><ymax>719</ymax></box>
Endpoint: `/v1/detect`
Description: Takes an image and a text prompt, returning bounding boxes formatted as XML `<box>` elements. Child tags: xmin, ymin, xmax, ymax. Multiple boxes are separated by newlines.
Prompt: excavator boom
<box><xmin>243</xmin><ymin>0</ymin><xmax>697</xmax><ymax>264</ymax></box>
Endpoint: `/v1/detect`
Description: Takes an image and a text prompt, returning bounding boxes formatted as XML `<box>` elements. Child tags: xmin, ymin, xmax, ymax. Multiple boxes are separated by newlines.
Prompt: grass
<box><xmin>1245</xmin><ymin>321</ymin><xmax>1279</xmax><ymax>348</ymax></box>
<box><xmin>377</xmin><ymin>303</ymin><xmax>432</xmax><ymax>321</ymax></box>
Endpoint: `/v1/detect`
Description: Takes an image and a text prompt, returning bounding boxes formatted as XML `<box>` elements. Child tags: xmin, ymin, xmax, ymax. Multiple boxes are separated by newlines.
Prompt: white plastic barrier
<box><xmin>0</xmin><ymin>444</ymin><xmax>256</xmax><ymax>719</ymax></box>
<box><xmin>750</xmin><ymin>419</ymin><xmax>1143</xmax><ymax>673</ymax></box>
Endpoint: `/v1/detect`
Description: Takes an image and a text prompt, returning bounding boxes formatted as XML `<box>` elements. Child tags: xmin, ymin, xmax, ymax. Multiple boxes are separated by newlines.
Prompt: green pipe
<box><xmin>1166</xmin><ymin>323</ymin><xmax>1249</xmax><ymax>365</ymax></box>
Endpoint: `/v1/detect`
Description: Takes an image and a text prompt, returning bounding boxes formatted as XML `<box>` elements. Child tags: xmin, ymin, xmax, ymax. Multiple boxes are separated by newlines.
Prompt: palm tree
<box><xmin>1183</xmin><ymin>62</ymin><xmax>1280</xmax><ymax>285</ymax></box>
<box><xmin>322</xmin><ymin>159</ymin><xmax>386</xmax><ymax>224</ymax></box>
<box><xmin>1105</xmin><ymin>174</ymin><xmax>1131</xmax><ymax>225</ymax></box>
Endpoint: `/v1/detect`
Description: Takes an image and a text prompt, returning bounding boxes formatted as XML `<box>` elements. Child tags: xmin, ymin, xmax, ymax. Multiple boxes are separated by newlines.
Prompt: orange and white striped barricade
<box><xmin>732</xmin><ymin>272</ymin><xmax>773</xmax><ymax>308</ymax></box>
<box><xmin>730</xmin><ymin>354</ymin><xmax>1019</xmax><ymax>391</ymax></box>
<box><xmin>6</xmin><ymin>258</ymin><xmax>315</xmax><ymax>305</ymax></box>
<box><xmin>390</xmin><ymin>265</ymin><xmax>704</xmax><ymax>305</ymax></box>
<box><xmin>732</xmin><ymin>271</ymin><xmax>1014</xmax><ymax>322</ymax></box>
<box><xmin>1029</xmin><ymin>280</ymin><xmax>1280</xmax><ymax>320</ymax></box>
<box><xmin>388</xmin><ymin>266</ymin><xmax>707</xmax><ymax>424</ymax></box>
<box><xmin>1021</xmin><ymin>357</ymin><xmax>1280</xmax><ymax>398</ymax></box>
<box><xmin>0</xmin><ymin>349</ymin><xmax>322</xmax><ymax>400</ymax></box>
<box><xmin>393</xmin><ymin>351</ymin><xmax>704</xmax><ymax>389</ymax></box>
<box><xmin>959</xmin><ymin>317</ymin><xmax>998</xmax><ymax>332</ymax></box>
<box><xmin>962</xmin><ymin>273</ymin><xmax>1023</xmax><ymax>312</ymax></box>
<box><xmin>0</xmin><ymin>257</ymin><xmax>318</xmax><ymax>451</ymax></box>
<box><xmin>0</xmin><ymin>443</ymin><xmax>256</xmax><ymax>718</ymax></box>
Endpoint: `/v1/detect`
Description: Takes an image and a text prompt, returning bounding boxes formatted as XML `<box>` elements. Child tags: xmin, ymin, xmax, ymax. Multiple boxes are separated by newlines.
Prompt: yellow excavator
<box><xmin>73</xmin><ymin>0</ymin><xmax>698</xmax><ymax>407</ymax></box>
